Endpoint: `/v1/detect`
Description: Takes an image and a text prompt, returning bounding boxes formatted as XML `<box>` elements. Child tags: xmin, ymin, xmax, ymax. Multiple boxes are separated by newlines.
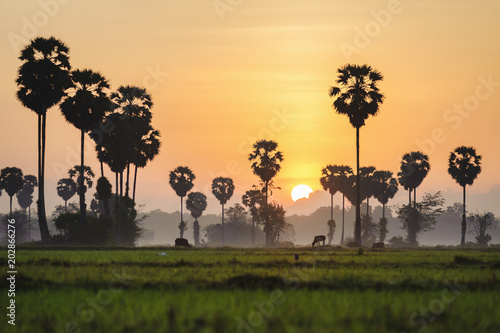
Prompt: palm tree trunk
<box><xmin>181</xmin><ymin>196</ymin><xmax>184</xmax><ymax>223</ymax></box>
<box><xmin>132</xmin><ymin>165</ymin><xmax>138</xmax><ymax>202</ymax></box>
<box><xmin>125</xmin><ymin>164</ymin><xmax>130</xmax><ymax>198</ymax></box>
<box><xmin>115</xmin><ymin>172</ymin><xmax>119</xmax><ymax>197</ymax></box>
<box><xmin>341</xmin><ymin>194</ymin><xmax>345</xmax><ymax>244</ymax></box>
<box><xmin>413</xmin><ymin>188</ymin><xmax>417</xmax><ymax>208</ymax></box>
<box><xmin>366</xmin><ymin>197</ymin><xmax>370</xmax><ymax>217</ymax></box>
<box><xmin>28</xmin><ymin>205</ymin><xmax>31</xmax><ymax>240</ymax></box>
<box><xmin>9</xmin><ymin>196</ymin><xmax>13</xmax><ymax>218</ymax></box>
<box><xmin>330</xmin><ymin>193</ymin><xmax>333</xmax><ymax>221</ymax></box>
<box><xmin>120</xmin><ymin>172</ymin><xmax>123</xmax><ymax>197</ymax></box>
<box><xmin>65</xmin><ymin>200</ymin><xmax>67</xmax><ymax>212</ymax></box>
<box><xmin>461</xmin><ymin>185</ymin><xmax>466</xmax><ymax>246</ymax></box>
<box><xmin>355</xmin><ymin>127</ymin><xmax>361</xmax><ymax>244</ymax></box>
<box><xmin>221</xmin><ymin>203</ymin><xmax>225</xmax><ymax>245</ymax></box>
<box><xmin>38</xmin><ymin>112</ymin><xmax>50</xmax><ymax>241</ymax></box>
<box><xmin>265</xmin><ymin>181</ymin><xmax>269</xmax><ymax>247</ymax></box>
<box><xmin>382</xmin><ymin>203</ymin><xmax>386</xmax><ymax>219</ymax></box>
<box><xmin>79</xmin><ymin>129</ymin><xmax>86</xmax><ymax>228</ymax></box>
<box><xmin>408</xmin><ymin>189</ymin><xmax>412</xmax><ymax>205</ymax></box>
<box><xmin>252</xmin><ymin>216</ymin><xmax>255</xmax><ymax>247</ymax></box>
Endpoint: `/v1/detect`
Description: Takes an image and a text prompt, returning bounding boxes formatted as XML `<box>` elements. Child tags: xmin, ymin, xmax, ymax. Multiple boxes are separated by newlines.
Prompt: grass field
<box><xmin>2</xmin><ymin>246</ymin><xmax>500</xmax><ymax>333</ymax></box>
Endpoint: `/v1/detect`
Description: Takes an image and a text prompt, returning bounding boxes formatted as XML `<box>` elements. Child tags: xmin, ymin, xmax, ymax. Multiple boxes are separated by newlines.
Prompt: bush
<box><xmin>53</xmin><ymin>212</ymin><xmax>113</xmax><ymax>245</ymax></box>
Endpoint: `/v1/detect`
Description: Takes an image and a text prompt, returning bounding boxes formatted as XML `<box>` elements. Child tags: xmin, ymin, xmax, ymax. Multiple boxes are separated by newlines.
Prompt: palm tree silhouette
<box><xmin>448</xmin><ymin>146</ymin><xmax>482</xmax><ymax>246</ymax></box>
<box><xmin>132</xmin><ymin>128</ymin><xmax>161</xmax><ymax>202</ymax></box>
<box><xmin>57</xmin><ymin>178</ymin><xmax>77</xmax><ymax>211</ymax></box>
<box><xmin>111</xmin><ymin>86</ymin><xmax>153</xmax><ymax>198</ymax></box>
<box><xmin>21</xmin><ymin>175</ymin><xmax>37</xmax><ymax>236</ymax></box>
<box><xmin>16</xmin><ymin>36</ymin><xmax>72</xmax><ymax>240</ymax></box>
<box><xmin>329</xmin><ymin>64</ymin><xmax>384</xmax><ymax>245</ymax></box>
<box><xmin>359</xmin><ymin>166</ymin><xmax>376</xmax><ymax>217</ymax></box>
<box><xmin>60</xmin><ymin>69</ymin><xmax>110</xmax><ymax>226</ymax></box>
<box><xmin>373</xmin><ymin>170</ymin><xmax>398</xmax><ymax>242</ymax></box>
<box><xmin>242</xmin><ymin>187</ymin><xmax>265</xmax><ymax>247</ymax></box>
<box><xmin>248</xmin><ymin>140</ymin><xmax>284</xmax><ymax>246</ymax></box>
<box><xmin>68</xmin><ymin>165</ymin><xmax>94</xmax><ymax>225</ymax></box>
<box><xmin>186</xmin><ymin>192</ymin><xmax>208</xmax><ymax>246</ymax></box>
<box><xmin>0</xmin><ymin>167</ymin><xmax>24</xmax><ymax>217</ymax></box>
<box><xmin>398</xmin><ymin>151</ymin><xmax>430</xmax><ymax>207</ymax></box>
<box><xmin>320</xmin><ymin>165</ymin><xmax>339</xmax><ymax>225</ymax></box>
<box><xmin>96</xmin><ymin>176</ymin><xmax>112</xmax><ymax>216</ymax></box>
<box><xmin>169</xmin><ymin>166</ymin><xmax>195</xmax><ymax>233</ymax></box>
<box><xmin>211</xmin><ymin>177</ymin><xmax>235</xmax><ymax>245</ymax></box>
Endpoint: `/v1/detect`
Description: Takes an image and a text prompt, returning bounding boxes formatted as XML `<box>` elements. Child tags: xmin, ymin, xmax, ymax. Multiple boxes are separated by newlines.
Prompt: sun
<box><xmin>291</xmin><ymin>184</ymin><xmax>313</xmax><ymax>202</ymax></box>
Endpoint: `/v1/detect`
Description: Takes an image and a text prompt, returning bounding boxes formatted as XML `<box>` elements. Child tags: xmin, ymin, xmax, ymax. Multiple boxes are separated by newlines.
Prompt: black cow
<box><xmin>372</xmin><ymin>242</ymin><xmax>384</xmax><ymax>249</ymax></box>
<box><xmin>312</xmin><ymin>235</ymin><xmax>326</xmax><ymax>247</ymax></box>
<box><xmin>175</xmin><ymin>238</ymin><xmax>192</xmax><ymax>248</ymax></box>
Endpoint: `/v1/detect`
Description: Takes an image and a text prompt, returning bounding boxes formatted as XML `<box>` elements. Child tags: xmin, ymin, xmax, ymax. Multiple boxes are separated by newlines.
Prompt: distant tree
<box><xmin>328</xmin><ymin>165</ymin><xmax>353</xmax><ymax>244</ymax></box>
<box><xmin>448</xmin><ymin>146</ymin><xmax>482</xmax><ymax>246</ymax></box>
<box><xmin>60</xmin><ymin>69</ymin><xmax>110</xmax><ymax>226</ymax></box>
<box><xmin>18</xmin><ymin>174</ymin><xmax>37</xmax><ymax>239</ymax></box>
<box><xmin>16</xmin><ymin>36</ymin><xmax>72</xmax><ymax>241</ymax></box>
<box><xmin>359</xmin><ymin>166</ymin><xmax>376</xmax><ymax>216</ymax></box>
<box><xmin>169</xmin><ymin>166</ymin><xmax>195</xmax><ymax>236</ymax></box>
<box><xmin>212</xmin><ymin>177</ymin><xmax>235</xmax><ymax>245</ymax></box>
<box><xmin>396</xmin><ymin>192</ymin><xmax>444</xmax><ymax>246</ymax></box>
<box><xmin>57</xmin><ymin>178</ymin><xmax>77</xmax><ymax>211</ymax></box>
<box><xmin>398</xmin><ymin>151</ymin><xmax>430</xmax><ymax>206</ymax></box>
<box><xmin>96</xmin><ymin>176</ymin><xmax>112</xmax><ymax>216</ymax></box>
<box><xmin>0</xmin><ymin>167</ymin><xmax>24</xmax><ymax>217</ymax></box>
<box><xmin>68</xmin><ymin>165</ymin><xmax>95</xmax><ymax>225</ymax></box>
<box><xmin>186</xmin><ymin>191</ymin><xmax>207</xmax><ymax>246</ymax></box>
<box><xmin>132</xmin><ymin>128</ymin><xmax>161</xmax><ymax>202</ymax></box>
<box><xmin>249</xmin><ymin>140</ymin><xmax>284</xmax><ymax>246</ymax></box>
<box><xmin>329</xmin><ymin>64</ymin><xmax>384</xmax><ymax>244</ymax></box>
<box><xmin>257</xmin><ymin>202</ymin><xmax>288</xmax><ymax>246</ymax></box>
<box><xmin>327</xmin><ymin>219</ymin><xmax>336</xmax><ymax>245</ymax></box>
<box><xmin>242</xmin><ymin>187</ymin><xmax>265</xmax><ymax>247</ymax></box>
<box><xmin>373</xmin><ymin>170</ymin><xmax>398</xmax><ymax>242</ymax></box>
<box><xmin>468</xmin><ymin>212</ymin><xmax>497</xmax><ymax>246</ymax></box>
<box><xmin>361</xmin><ymin>214</ymin><xmax>378</xmax><ymax>246</ymax></box>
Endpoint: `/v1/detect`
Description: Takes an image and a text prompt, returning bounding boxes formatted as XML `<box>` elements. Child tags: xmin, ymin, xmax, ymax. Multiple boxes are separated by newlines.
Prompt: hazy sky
<box><xmin>1</xmin><ymin>0</ymin><xmax>499</xmax><ymax>217</ymax></box>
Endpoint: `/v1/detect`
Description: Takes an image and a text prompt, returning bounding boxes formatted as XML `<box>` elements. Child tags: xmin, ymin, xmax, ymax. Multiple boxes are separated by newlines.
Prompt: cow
<box><xmin>312</xmin><ymin>235</ymin><xmax>326</xmax><ymax>247</ymax></box>
<box><xmin>372</xmin><ymin>242</ymin><xmax>384</xmax><ymax>249</ymax></box>
<box><xmin>175</xmin><ymin>238</ymin><xmax>192</xmax><ymax>248</ymax></box>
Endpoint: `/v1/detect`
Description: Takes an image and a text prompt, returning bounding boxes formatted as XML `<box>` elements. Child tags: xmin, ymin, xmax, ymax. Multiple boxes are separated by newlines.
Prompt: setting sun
<box><xmin>291</xmin><ymin>184</ymin><xmax>313</xmax><ymax>202</ymax></box>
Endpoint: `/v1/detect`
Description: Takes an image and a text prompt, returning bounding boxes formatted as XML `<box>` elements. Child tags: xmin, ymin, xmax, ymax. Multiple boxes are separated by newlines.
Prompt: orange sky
<box><xmin>1</xmin><ymin>0</ymin><xmax>499</xmax><ymax>216</ymax></box>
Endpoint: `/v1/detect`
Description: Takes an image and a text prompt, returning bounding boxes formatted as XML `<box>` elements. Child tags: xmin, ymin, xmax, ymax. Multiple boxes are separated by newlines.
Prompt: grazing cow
<box><xmin>175</xmin><ymin>238</ymin><xmax>192</xmax><ymax>248</ymax></box>
<box><xmin>312</xmin><ymin>235</ymin><xmax>326</xmax><ymax>247</ymax></box>
<box><xmin>372</xmin><ymin>242</ymin><xmax>384</xmax><ymax>249</ymax></box>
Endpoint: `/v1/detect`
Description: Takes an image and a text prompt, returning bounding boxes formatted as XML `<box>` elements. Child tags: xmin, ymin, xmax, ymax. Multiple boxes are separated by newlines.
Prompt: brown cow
<box><xmin>175</xmin><ymin>238</ymin><xmax>192</xmax><ymax>248</ymax></box>
<box><xmin>312</xmin><ymin>235</ymin><xmax>326</xmax><ymax>247</ymax></box>
<box><xmin>372</xmin><ymin>242</ymin><xmax>384</xmax><ymax>249</ymax></box>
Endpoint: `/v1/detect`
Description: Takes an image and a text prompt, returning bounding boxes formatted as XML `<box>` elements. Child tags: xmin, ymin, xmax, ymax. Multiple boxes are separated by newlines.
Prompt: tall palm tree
<box><xmin>248</xmin><ymin>140</ymin><xmax>284</xmax><ymax>246</ymax></box>
<box><xmin>22</xmin><ymin>175</ymin><xmax>37</xmax><ymax>232</ymax></box>
<box><xmin>111</xmin><ymin>86</ymin><xmax>153</xmax><ymax>197</ymax></box>
<box><xmin>329</xmin><ymin>64</ymin><xmax>384</xmax><ymax>244</ymax></box>
<box><xmin>0</xmin><ymin>167</ymin><xmax>24</xmax><ymax>217</ymax></box>
<box><xmin>60</xmin><ymin>69</ymin><xmax>110</xmax><ymax>226</ymax></box>
<box><xmin>132</xmin><ymin>128</ymin><xmax>161</xmax><ymax>202</ymax></box>
<box><xmin>320</xmin><ymin>165</ymin><xmax>339</xmax><ymax>224</ymax></box>
<box><xmin>398</xmin><ymin>151</ymin><xmax>430</xmax><ymax>207</ymax></box>
<box><xmin>332</xmin><ymin>166</ymin><xmax>353</xmax><ymax>244</ymax></box>
<box><xmin>373</xmin><ymin>170</ymin><xmax>398</xmax><ymax>243</ymax></box>
<box><xmin>16</xmin><ymin>36</ymin><xmax>72</xmax><ymax>240</ymax></box>
<box><xmin>186</xmin><ymin>192</ymin><xmax>207</xmax><ymax>246</ymax></box>
<box><xmin>212</xmin><ymin>177</ymin><xmax>235</xmax><ymax>245</ymax></box>
<box><xmin>242</xmin><ymin>187</ymin><xmax>265</xmax><ymax>247</ymax></box>
<box><xmin>169</xmin><ymin>166</ymin><xmax>195</xmax><ymax>232</ymax></box>
<box><xmin>448</xmin><ymin>146</ymin><xmax>482</xmax><ymax>246</ymax></box>
<box><xmin>56</xmin><ymin>178</ymin><xmax>77</xmax><ymax>211</ymax></box>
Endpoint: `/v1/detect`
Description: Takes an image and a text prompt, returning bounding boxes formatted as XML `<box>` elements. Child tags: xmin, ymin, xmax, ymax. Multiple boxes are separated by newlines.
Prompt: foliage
<box><xmin>257</xmin><ymin>201</ymin><xmax>290</xmax><ymax>246</ymax></box>
<box><xmin>396</xmin><ymin>192</ymin><xmax>444</xmax><ymax>246</ymax></box>
<box><xmin>68</xmin><ymin>165</ymin><xmax>95</xmax><ymax>195</ymax></box>
<box><xmin>53</xmin><ymin>212</ymin><xmax>113</xmax><ymax>245</ymax></box>
<box><xmin>468</xmin><ymin>212</ymin><xmax>497</xmax><ymax>246</ymax></box>
<box><xmin>397</xmin><ymin>151</ymin><xmax>430</xmax><ymax>201</ymax></box>
<box><xmin>57</xmin><ymin>177</ymin><xmax>77</xmax><ymax>203</ymax></box>
<box><xmin>178</xmin><ymin>220</ymin><xmax>188</xmax><ymax>238</ymax></box>
<box><xmin>248</xmin><ymin>140</ymin><xmax>284</xmax><ymax>184</ymax></box>
<box><xmin>327</xmin><ymin>219</ymin><xmax>336</xmax><ymax>245</ymax></box>
<box><xmin>373</xmin><ymin>170</ymin><xmax>398</xmax><ymax>206</ymax></box>
<box><xmin>387</xmin><ymin>235</ymin><xmax>410</xmax><ymax>248</ymax></box>
<box><xmin>169</xmin><ymin>166</ymin><xmax>195</xmax><ymax>198</ymax></box>
<box><xmin>448</xmin><ymin>146</ymin><xmax>482</xmax><ymax>187</ymax></box>
<box><xmin>0</xmin><ymin>167</ymin><xmax>24</xmax><ymax>198</ymax></box>
<box><xmin>186</xmin><ymin>192</ymin><xmax>207</xmax><ymax>220</ymax></box>
<box><xmin>361</xmin><ymin>214</ymin><xmax>378</xmax><ymax>246</ymax></box>
<box><xmin>378</xmin><ymin>217</ymin><xmax>388</xmax><ymax>243</ymax></box>
<box><xmin>113</xmin><ymin>197</ymin><xmax>145</xmax><ymax>246</ymax></box>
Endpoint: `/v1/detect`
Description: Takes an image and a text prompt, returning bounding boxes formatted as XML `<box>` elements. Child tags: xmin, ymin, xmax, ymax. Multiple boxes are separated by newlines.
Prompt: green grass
<box><xmin>2</xmin><ymin>246</ymin><xmax>500</xmax><ymax>332</ymax></box>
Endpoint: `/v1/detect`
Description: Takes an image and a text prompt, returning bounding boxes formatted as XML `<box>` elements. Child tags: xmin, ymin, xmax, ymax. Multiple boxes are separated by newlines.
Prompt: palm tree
<box><xmin>329</xmin><ymin>64</ymin><xmax>384</xmax><ymax>244</ymax></box>
<box><xmin>57</xmin><ymin>178</ymin><xmax>77</xmax><ymax>211</ymax></box>
<box><xmin>373</xmin><ymin>170</ymin><xmax>398</xmax><ymax>242</ymax></box>
<box><xmin>169</xmin><ymin>166</ymin><xmax>195</xmax><ymax>233</ymax></box>
<box><xmin>186</xmin><ymin>192</ymin><xmax>208</xmax><ymax>246</ymax></box>
<box><xmin>359</xmin><ymin>166</ymin><xmax>377</xmax><ymax>217</ymax></box>
<box><xmin>0</xmin><ymin>167</ymin><xmax>24</xmax><ymax>217</ymax></box>
<box><xmin>398</xmin><ymin>151</ymin><xmax>430</xmax><ymax>207</ymax></box>
<box><xmin>21</xmin><ymin>175</ymin><xmax>37</xmax><ymax>233</ymax></box>
<box><xmin>132</xmin><ymin>128</ymin><xmax>161</xmax><ymax>202</ymax></box>
<box><xmin>212</xmin><ymin>177</ymin><xmax>235</xmax><ymax>245</ymax></box>
<box><xmin>60</xmin><ymin>69</ymin><xmax>110</xmax><ymax>226</ymax></box>
<box><xmin>68</xmin><ymin>165</ymin><xmax>94</xmax><ymax>225</ymax></box>
<box><xmin>320</xmin><ymin>165</ymin><xmax>339</xmax><ymax>225</ymax></box>
<box><xmin>248</xmin><ymin>140</ymin><xmax>284</xmax><ymax>246</ymax></box>
<box><xmin>448</xmin><ymin>146</ymin><xmax>482</xmax><ymax>246</ymax></box>
<box><xmin>331</xmin><ymin>165</ymin><xmax>353</xmax><ymax>244</ymax></box>
<box><xmin>111</xmin><ymin>86</ymin><xmax>153</xmax><ymax>197</ymax></box>
<box><xmin>96</xmin><ymin>176</ymin><xmax>112</xmax><ymax>216</ymax></box>
<box><xmin>242</xmin><ymin>187</ymin><xmax>264</xmax><ymax>247</ymax></box>
<box><xmin>16</xmin><ymin>36</ymin><xmax>72</xmax><ymax>240</ymax></box>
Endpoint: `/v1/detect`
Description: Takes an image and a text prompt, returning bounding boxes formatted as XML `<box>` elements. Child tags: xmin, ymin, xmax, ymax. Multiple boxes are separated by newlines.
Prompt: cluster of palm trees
<box><xmin>15</xmin><ymin>36</ymin><xmax>161</xmax><ymax>240</ymax></box>
<box><xmin>327</xmin><ymin>64</ymin><xmax>483</xmax><ymax>246</ymax></box>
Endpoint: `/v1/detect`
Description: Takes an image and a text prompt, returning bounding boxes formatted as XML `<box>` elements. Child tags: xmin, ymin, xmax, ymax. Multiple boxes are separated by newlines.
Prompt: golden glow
<box><xmin>291</xmin><ymin>184</ymin><xmax>313</xmax><ymax>202</ymax></box>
